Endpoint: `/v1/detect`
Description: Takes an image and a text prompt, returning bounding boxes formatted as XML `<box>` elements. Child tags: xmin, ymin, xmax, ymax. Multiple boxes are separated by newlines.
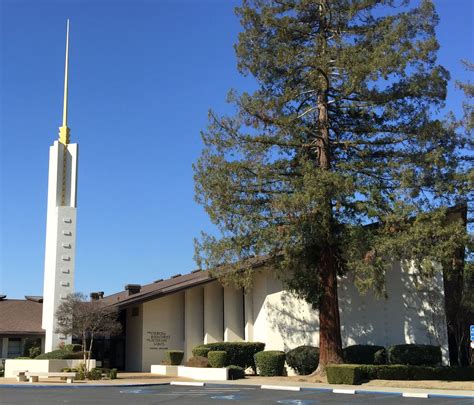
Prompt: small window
<box><xmin>131</xmin><ymin>307</ymin><xmax>139</xmax><ymax>317</ymax></box>
<box><xmin>7</xmin><ymin>338</ymin><xmax>21</xmax><ymax>358</ymax></box>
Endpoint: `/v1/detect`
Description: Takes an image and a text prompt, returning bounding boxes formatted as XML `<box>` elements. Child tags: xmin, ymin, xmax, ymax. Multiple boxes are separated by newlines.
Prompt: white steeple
<box><xmin>42</xmin><ymin>20</ymin><xmax>79</xmax><ymax>352</ymax></box>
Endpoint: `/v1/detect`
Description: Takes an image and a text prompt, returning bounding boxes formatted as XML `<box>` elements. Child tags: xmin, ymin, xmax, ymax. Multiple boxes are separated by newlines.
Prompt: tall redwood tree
<box><xmin>194</xmin><ymin>0</ymin><xmax>470</xmax><ymax>372</ymax></box>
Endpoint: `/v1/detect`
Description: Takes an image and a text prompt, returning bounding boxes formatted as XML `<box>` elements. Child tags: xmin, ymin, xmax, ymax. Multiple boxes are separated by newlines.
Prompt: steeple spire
<box><xmin>59</xmin><ymin>19</ymin><xmax>70</xmax><ymax>145</ymax></box>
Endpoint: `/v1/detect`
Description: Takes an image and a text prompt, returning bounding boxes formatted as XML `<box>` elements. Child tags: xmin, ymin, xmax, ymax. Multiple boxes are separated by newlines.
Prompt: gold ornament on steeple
<box><xmin>59</xmin><ymin>19</ymin><xmax>70</xmax><ymax>145</ymax></box>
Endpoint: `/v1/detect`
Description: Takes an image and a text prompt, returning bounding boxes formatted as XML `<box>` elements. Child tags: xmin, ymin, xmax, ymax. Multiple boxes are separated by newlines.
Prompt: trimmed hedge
<box><xmin>164</xmin><ymin>350</ymin><xmax>184</xmax><ymax>366</ymax></box>
<box><xmin>343</xmin><ymin>345</ymin><xmax>386</xmax><ymax>365</ymax></box>
<box><xmin>227</xmin><ymin>365</ymin><xmax>245</xmax><ymax>380</ymax></box>
<box><xmin>376</xmin><ymin>365</ymin><xmax>412</xmax><ymax>380</ymax></box>
<box><xmin>327</xmin><ymin>365</ymin><xmax>365</xmax><ymax>385</ymax></box>
<box><xmin>388</xmin><ymin>344</ymin><xmax>441</xmax><ymax>366</ymax></box>
<box><xmin>192</xmin><ymin>342</ymin><xmax>265</xmax><ymax>372</ymax></box>
<box><xmin>192</xmin><ymin>346</ymin><xmax>210</xmax><ymax>357</ymax></box>
<box><xmin>254</xmin><ymin>351</ymin><xmax>286</xmax><ymax>376</ymax></box>
<box><xmin>208</xmin><ymin>351</ymin><xmax>227</xmax><ymax>368</ymax></box>
<box><xmin>35</xmin><ymin>350</ymin><xmax>84</xmax><ymax>360</ymax></box>
<box><xmin>327</xmin><ymin>364</ymin><xmax>474</xmax><ymax>385</ymax></box>
<box><xmin>286</xmin><ymin>346</ymin><xmax>319</xmax><ymax>375</ymax></box>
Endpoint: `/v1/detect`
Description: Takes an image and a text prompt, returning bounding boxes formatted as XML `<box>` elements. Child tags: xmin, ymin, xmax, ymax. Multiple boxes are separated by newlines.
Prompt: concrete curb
<box><xmin>259</xmin><ymin>384</ymin><xmax>474</xmax><ymax>399</ymax></box>
<box><xmin>1</xmin><ymin>380</ymin><xmax>473</xmax><ymax>399</ymax></box>
<box><xmin>261</xmin><ymin>384</ymin><xmax>301</xmax><ymax>391</ymax></box>
<box><xmin>0</xmin><ymin>382</ymin><xmax>171</xmax><ymax>389</ymax></box>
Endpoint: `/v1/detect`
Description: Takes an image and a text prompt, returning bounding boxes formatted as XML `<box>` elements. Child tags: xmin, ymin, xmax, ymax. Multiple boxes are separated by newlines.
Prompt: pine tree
<box><xmin>194</xmin><ymin>0</ymin><xmax>470</xmax><ymax>372</ymax></box>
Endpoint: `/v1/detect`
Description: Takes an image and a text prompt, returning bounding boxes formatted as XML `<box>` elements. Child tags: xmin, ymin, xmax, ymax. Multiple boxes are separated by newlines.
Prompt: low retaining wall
<box><xmin>4</xmin><ymin>359</ymin><xmax>97</xmax><ymax>378</ymax></box>
<box><xmin>150</xmin><ymin>365</ymin><xmax>228</xmax><ymax>381</ymax></box>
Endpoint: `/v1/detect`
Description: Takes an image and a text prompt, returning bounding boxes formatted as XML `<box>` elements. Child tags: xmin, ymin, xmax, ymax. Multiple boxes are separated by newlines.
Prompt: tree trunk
<box><xmin>315</xmin><ymin>247</ymin><xmax>344</xmax><ymax>374</ymax></box>
<box><xmin>82</xmin><ymin>334</ymin><xmax>87</xmax><ymax>365</ymax></box>
<box><xmin>312</xmin><ymin>7</ymin><xmax>344</xmax><ymax>372</ymax></box>
<box><xmin>87</xmin><ymin>335</ymin><xmax>94</xmax><ymax>372</ymax></box>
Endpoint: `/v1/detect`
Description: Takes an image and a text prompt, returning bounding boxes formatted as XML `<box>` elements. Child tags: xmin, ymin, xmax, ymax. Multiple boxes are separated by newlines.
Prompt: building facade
<box><xmin>0</xmin><ymin>296</ymin><xmax>45</xmax><ymax>363</ymax></box>
<box><xmin>100</xmin><ymin>258</ymin><xmax>449</xmax><ymax>372</ymax></box>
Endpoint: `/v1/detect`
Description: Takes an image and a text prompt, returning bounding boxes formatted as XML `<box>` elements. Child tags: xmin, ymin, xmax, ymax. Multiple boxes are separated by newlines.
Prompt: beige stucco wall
<box><xmin>250</xmin><ymin>264</ymin><xmax>448</xmax><ymax>363</ymax></box>
<box><xmin>134</xmin><ymin>263</ymin><xmax>448</xmax><ymax>371</ymax></box>
<box><xmin>125</xmin><ymin>304</ymin><xmax>143</xmax><ymax>371</ymax></box>
<box><xmin>141</xmin><ymin>292</ymin><xmax>185</xmax><ymax>371</ymax></box>
<box><xmin>251</xmin><ymin>270</ymin><xmax>319</xmax><ymax>351</ymax></box>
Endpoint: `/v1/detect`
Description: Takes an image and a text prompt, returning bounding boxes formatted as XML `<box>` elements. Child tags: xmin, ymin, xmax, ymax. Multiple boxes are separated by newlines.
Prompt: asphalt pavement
<box><xmin>0</xmin><ymin>384</ymin><xmax>473</xmax><ymax>405</ymax></box>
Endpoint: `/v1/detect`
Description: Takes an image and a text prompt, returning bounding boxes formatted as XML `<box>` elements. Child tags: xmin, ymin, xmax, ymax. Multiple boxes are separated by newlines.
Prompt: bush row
<box><xmin>327</xmin><ymin>364</ymin><xmax>474</xmax><ymax>385</ymax></box>
<box><xmin>35</xmin><ymin>350</ymin><xmax>85</xmax><ymax>360</ymax></box>
<box><xmin>343</xmin><ymin>344</ymin><xmax>441</xmax><ymax>366</ymax></box>
<box><xmin>192</xmin><ymin>342</ymin><xmax>265</xmax><ymax>372</ymax></box>
<box><xmin>284</xmin><ymin>344</ymin><xmax>441</xmax><ymax>375</ymax></box>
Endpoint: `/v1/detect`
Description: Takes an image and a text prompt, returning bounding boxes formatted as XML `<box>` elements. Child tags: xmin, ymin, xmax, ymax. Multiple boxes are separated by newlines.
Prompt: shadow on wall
<box><xmin>265</xmin><ymin>289</ymin><xmax>319</xmax><ymax>351</ymax></box>
<box><xmin>261</xmin><ymin>262</ymin><xmax>447</xmax><ymax>354</ymax></box>
<box><xmin>338</xmin><ymin>262</ymin><xmax>448</xmax><ymax>356</ymax></box>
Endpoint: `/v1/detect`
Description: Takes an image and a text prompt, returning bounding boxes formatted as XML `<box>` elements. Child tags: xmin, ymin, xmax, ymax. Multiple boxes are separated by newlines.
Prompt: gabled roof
<box><xmin>0</xmin><ymin>297</ymin><xmax>44</xmax><ymax>335</ymax></box>
<box><xmin>101</xmin><ymin>269</ymin><xmax>214</xmax><ymax>308</ymax></box>
<box><xmin>101</xmin><ymin>255</ymin><xmax>272</xmax><ymax>308</ymax></box>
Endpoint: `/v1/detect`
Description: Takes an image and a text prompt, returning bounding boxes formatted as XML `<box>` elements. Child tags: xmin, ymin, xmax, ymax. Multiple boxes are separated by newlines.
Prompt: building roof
<box><xmin>101</xmin><ymin>269</ymin><xmax>214</xmax><ymax>308</ymax></box>
<box><xmin>0</xmin><ymin>297</ymin><xmax>45</xmax><ymax>335</ymax></box>
<box><xmin>101</xmin><ymin>255</ymin><xmax>272</xmax><ymax>308</ymax></box>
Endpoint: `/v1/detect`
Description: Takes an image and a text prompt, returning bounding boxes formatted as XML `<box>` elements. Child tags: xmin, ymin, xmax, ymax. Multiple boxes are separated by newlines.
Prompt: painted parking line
<box><xmin>402</xmin><ymin>392</ymin><xmax>429</xmax><ymax>399</ymax></box>
<box><xmin>261</xmin><ymin>385</ymin><xmax>301</xmax><ymax>391</ymax></box>
<box><xmin>332</xmin><ymin>388</ymin><xmax>356</xmax><ymax>394</ymax></box>
<box><xmin>170</xmin><ymin>381</ymin><xmax>205</xmax><ymax>386</ymax></box>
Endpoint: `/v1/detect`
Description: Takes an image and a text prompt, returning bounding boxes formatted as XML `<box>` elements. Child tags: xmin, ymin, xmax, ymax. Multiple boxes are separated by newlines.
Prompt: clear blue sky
<box><xmin>1</xmin><ymin>0</ymin><xmax>472</xmax><ymax>299</ymax></box>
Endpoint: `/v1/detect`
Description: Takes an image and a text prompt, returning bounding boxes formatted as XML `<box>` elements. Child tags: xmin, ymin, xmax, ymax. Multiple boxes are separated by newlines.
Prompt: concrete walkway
<box><xmin>1</xmin><ymin>373</ymin><xmax>472</xmax><ymax>398</ymax></box>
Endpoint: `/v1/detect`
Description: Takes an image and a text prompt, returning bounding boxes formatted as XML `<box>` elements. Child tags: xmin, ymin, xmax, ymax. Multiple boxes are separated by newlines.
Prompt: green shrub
<box><xmin>227</xmin><ymin>365</ymin><xmax>245</xmax><ymax>380</ymax></box>
<box><xmin>388</xmin><ymin>344</ymin><xmax>441</xmax><ymax>366</ymax></box>
<box><xmin>192</xmin><ymin>345</ymin><xmax>211</xmax><ymax>357</ymax></box>
<box><xmin>326</xmin><ymin>365</ymin><xmax>365</xmax><ymax>385</ymax></box>
<box><xmin>343</xmin><ymin>345</ymin><xmax>386</xmax><ymax>365</ymax></box>
<box><xmin>329</xmin><ymin>365</ymin><xmax>474</xmax><ymax>383</ymax></box>
<box><xmin>108</xmin><ymin>368</ymin><xmax>118</xmax><ymax>379</ymax></box>
<box><xmin>0</xmin><ymin>370</ymin><xmax>4</xmax><ymax>377</ymax></box>
<box><xmin>286</xmin><ymin>346</ymin><xmax>319</xmax><ymax>375</ymax></box>
<box><xmin>409</xmin><ymin>366</ymin><xmax>474</xmax><ymax>381</ymax></box>
<box><xmin>15</xmin><ymin>357</ymin><xmax>31</xmax><ymax>359</ymax></box>
<box><xmin>75</xmin><ymin>363</ymin><xmax>87</xmax><ymax>380</ymax></box>
<box><xmin>87</xmin><ymin>368</ymin><xmax>102</xmax><ymax>380</ymax></box>
<box><xmin>208</xmin><ymin>351</ymin><xmax>228</xmax><ymax>368</ymax></box>
<box><xmin>164</xmin><ymin>350</ymin><xmax>184</xmax><ymax>366</ymax></box>
<box><xmin>35</xmin><ymin>349</ymin><xmax>84</xmax><ymax>360</ymax></box>
<box><xmin>191</xmin><ymin>342</ymin><xmax>265</xmax><ymax>372</ymax></box>
<box><xmin>64</xmin><ymin>344</ymin><xmax>82</xmax><ymax>353</ymax></box>
<box><xmin>374</xmin><ymin>348</ymin><xmax>387</xmax><ymax>365</ymax></box>
<box><xmin>376</xmin><ymin>365</ymin><xmax>412</xmax><ymax>380</ymax></box>
<box><xmin>29</xmin><ymin>346</ymin><xmax>42</xmax><ymax>359</ymax></box>
<box><xmin>357</xmin><ymin>365</ymin><xmax>379</xmax><ymax>380</ymax></box>
<box><xmin>254</xmin><ymin>351</ymin><xmax>286</xmax><ymax>376</ymax></box>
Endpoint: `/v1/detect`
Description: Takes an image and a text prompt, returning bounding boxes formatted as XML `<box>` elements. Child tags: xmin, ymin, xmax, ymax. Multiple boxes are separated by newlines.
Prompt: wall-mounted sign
<box><xmin>145</xmin><ymin>331</ymin><xmax>171</xmax><ymax>350</ymax></box>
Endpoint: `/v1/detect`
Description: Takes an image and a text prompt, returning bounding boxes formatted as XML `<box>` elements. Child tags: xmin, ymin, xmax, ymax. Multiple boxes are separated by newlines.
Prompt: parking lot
<box><xmin>1</xmin><ymin>384</ymin><xmax>473</xmax><ymax>405</ymax></box>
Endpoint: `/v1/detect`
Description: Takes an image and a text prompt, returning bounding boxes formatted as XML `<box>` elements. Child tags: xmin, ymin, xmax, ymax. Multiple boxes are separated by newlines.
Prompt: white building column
<box><xmin>204</xmin><ymin>282</ymin><xmax>223</xmax><ymax>344</ymax></box>
<box><xmin>185</xmin><ymin>286</ymin><xmax>204</xmax><ymax>360</ymax></box>
<box><xmin>224</xmin><ymin>287</ymin><xmax>244</xmax><ymax>342</ymax></box>
<box><xmin>244</xmin><ymin>292</ymin><xmax>254</xmax><ymax>342</ymax></box>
